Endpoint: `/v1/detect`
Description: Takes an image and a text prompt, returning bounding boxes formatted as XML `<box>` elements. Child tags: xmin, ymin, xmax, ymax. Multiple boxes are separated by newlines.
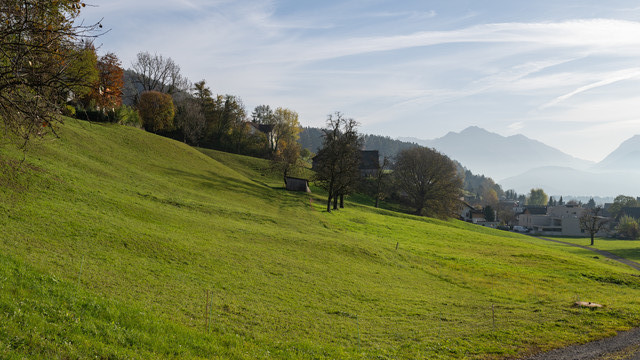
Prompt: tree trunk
<box><xmin>375</xmin><ymin>174</ymin><xmax>382</xmax><ymax>208</ymax></box>
<box><xmin>340</xmin><ymin>194</ymin><xmax>344</xmax><ymax>208</ymax></box>
<box><xmin>590</xmin><ymin>233</ymin><xmax>595</xmax><ymax>246</ymax></box>
<box><xmin>326</xmin><ymin>179</ymin><xmax>334</xmax><ymax>212</ymax></box>
<box><xmin>333</xmin><ymin>195</ymin><xmax>338</xmax><ymax>210</ymax></box>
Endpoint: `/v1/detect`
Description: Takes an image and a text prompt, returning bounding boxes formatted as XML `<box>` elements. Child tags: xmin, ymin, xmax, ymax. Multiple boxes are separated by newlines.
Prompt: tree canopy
<box><xmin>313</xmin><ymin>112</ymin><xmax>362</xmax><ymax>212</ymax></box>
<box><xmin>93</xmin><ymin>53</ymin><xmax>124</xmax><ymax>110</ymax></box>
<box><xmin>131</xmin><ymin>52</ymin><xmax>190</xmax><ymax>96</ymax></box>
<box><xmin>616</xmin><ymin>215</ymin><xmax>640</xmax><ymax>240</ymax></box>
<box><xmin>528</xmin><ymin>188</ymin><xmax>548</xmax><ymax>206</ymax></box>
<box><xmin>0</xmin><ymin>0</ymin><xmax>101</xmax><ymax>146</ymax></box>
<box><xmin>393</xmin><ymin>147</ymin><xmax>463</xmax><ymax>218</ymax></box>
<box><xmin>138</xmin><ymin>91</ymin><xmax>175</xmax><ymax>133</ymax></box>
<box><xmin>579</xmin><ymin>206</ymin><xmax>610</xmax><ymax>246</ymax></box>
<box><xmin>608</xmin><ymin>195</ymin><xmax>639</xmax><ymax>219</ymax></box>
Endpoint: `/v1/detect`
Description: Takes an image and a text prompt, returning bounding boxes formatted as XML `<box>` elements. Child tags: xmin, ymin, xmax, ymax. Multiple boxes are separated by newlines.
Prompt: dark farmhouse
<box><xmin>312</xmin><ymin>150</ymin><xmax>380</xmax><ymax>177</ymax></box>
<box><xmin>359</xmin><ymin>150</ymin><xmax>379</xmax><ymax>177</ymax></box>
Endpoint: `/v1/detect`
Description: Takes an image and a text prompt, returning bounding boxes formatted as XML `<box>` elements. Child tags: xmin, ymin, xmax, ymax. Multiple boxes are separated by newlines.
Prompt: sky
<box><xmin>80</xmin><ymin>0</ymin><xmax>640</xmax><ymax>162</ymax></box>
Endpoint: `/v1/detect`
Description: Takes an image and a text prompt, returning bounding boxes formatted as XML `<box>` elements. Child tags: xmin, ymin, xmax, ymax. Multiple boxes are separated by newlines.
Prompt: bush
<box><xmin>76</xmin><ymin>109</ymin><xmax>109</xmax><ymax>122</ymax></box>
<box><xmin>62</xmin><ymin>105</ymin><xmax>76</xmax><ymax>117</ymax></box>
<box><xmin>138</xmin><ymin>91</ymin><xmax>175</xmax><ymax>133</ymax></box>
<box><xmin>115</xmin><ymin>105</ymin><xmax>142</xmax><ymax>128</ymax></box>
<box><xmin>616</xmin><ymin>215</ymin><xmax>640</xmax><ymax>240</ymax></box>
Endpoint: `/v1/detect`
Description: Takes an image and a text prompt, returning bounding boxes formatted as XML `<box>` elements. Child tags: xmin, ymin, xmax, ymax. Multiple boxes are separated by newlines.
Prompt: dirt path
<box><xmin>519</xmin><ymin>236</ymin><xmax>640</xmax><ymax>359</ymax></box>
<box><xmin>521</xmin><ymin>327</ymin><xmax>640</xmax><ymax>360</ymax></box>
<box><xmin>532</xmin><ymin>236</ymin><xmax>640</xmax><ymax>271</ymax></box>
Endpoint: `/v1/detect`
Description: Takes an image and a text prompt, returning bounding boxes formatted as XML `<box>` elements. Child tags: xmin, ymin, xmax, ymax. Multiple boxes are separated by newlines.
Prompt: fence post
<box><xmin>492</xmin><ymin>304</ymin><xmax>496</xmax><ymax>331</ymax></box>
<box><xmin>356</xmin><ymin>314</ymin><xmax>361</xmax><ymax>353</ymax></box>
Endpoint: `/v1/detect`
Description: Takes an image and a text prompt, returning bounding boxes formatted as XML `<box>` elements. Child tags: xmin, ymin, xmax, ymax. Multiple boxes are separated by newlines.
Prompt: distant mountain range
<box><xmin>403</xmin><ymin>127</ymin><xmax>640</xmax><ymax>197</ymax></box>
<box><xmin>300</xmin><ymin>125</ymin><xmax>639</xmax><ymax>197</ymax></box>
<box><xmin>595</xmin><ymin>135</ymin><xmax>640</xmax><ymax>172</ymax></box>
<box><xmin>399</xmin><ymin>126</ymin><xmax>593</xmax><ymax>181</ymax></box>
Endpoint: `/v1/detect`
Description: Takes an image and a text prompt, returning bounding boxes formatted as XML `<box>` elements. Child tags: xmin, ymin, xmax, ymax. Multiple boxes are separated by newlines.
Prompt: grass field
<box><xmin>2</xmin><ymin>119</ymin><xmax>640</xmax><ymax>359</ymax></box>
<box><xmin>546</xmin><ymin>236</ymin><xmax>640</xmax><ymax>264</ymax></box>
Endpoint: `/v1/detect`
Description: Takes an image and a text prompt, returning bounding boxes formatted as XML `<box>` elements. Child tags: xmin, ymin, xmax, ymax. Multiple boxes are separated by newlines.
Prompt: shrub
<box><xmin>62</xmin><ymin>105</ymin><xmax>76</xmax><ymax>117</ymax></box>
<box><xmin>137</xmin><ymin>91</ymin><xmax>175</xmax><ymax>133</ymax></box>
<box><xmin>616</xmin><ymin>215</ymin><xmax>640</xmax><ymax>240</ymax></box>
<box><xmin>115</xmin><ymin>105</ymin><xmax>142</xmax><ymax>128</ymax></box>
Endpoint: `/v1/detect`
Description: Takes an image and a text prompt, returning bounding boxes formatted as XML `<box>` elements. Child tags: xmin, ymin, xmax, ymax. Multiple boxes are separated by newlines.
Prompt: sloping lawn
<box><xmin>2</xmin><ymin>119</ymin><xmax>640</xmax><ymax>359</ymax></box>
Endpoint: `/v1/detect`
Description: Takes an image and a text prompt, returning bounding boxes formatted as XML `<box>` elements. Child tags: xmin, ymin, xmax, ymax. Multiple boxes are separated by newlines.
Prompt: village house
<box><xmin>517</xmin><ymin>204</ymin><xmax>597</xmax><ymax>236</ymax></box>
<box><xmin>458</xmin><ymin>202</ymin><xmax>489</xmax><ymax>224</ymax></box>
<box><xmin>247</xmin><ymin>122</ymin><xmax>275</xmax><ymax>149</ymax></box>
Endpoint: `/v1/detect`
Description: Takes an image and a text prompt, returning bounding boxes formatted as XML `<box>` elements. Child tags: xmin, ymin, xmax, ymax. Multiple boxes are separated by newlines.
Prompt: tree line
<box><xmin>312</xmin><ymin>114</ymin><xmax>463</xmax><ymax>218</ymax></box>
<box><xmin>0</xmin><ymin>1</ymin><xmax>472</xmax><ymax>220</ymax></box>
<box><xmin>0</xmin><ymin>0</ymin><xmax>303</xmax><ymax>165</ymax></box>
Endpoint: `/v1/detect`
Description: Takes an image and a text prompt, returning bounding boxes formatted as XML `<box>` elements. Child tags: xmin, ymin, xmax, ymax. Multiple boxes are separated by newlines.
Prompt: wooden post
<box><xmin>205</xmin><ymin>290</ymin><xmax>210</xmax><ymax>333</ymax></box>
<box><xmin>356</xmin><ymin>314</ymin><xmax>361</xmax><ymax>353</ymax></box>
<box><xmin>492</xmin><ymin>304</ymin><xmax>495</xmax><ymax>331</ymax></box>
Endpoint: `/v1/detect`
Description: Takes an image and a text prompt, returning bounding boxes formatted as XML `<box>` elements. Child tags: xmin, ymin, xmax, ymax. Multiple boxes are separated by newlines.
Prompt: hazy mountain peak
<box><xmin>459</xmin><ymin>126</ymin><xmax>487</xmax><ymax>134</ymax></box>
<box><xmin>596</xmin><ymin>134</ymin><xmax>640</xmax><ymax>171</ymax></box>
<box><xmin>406</xmin><ymin>126</ymin><xmax>593</xmax><ymax>181</ymax></box>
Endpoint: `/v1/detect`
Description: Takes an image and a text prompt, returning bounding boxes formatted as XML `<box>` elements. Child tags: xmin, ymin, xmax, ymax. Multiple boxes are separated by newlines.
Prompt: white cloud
<box><xmin>79</xmin><ymin>2</ymin><xmax>640</xmax><ymax>163</ymax></box>
<box><xmin>541</xmin><ymin>68</ymin><xmax>640</xmax><ymax>108</ymax></box>
<box><xmin>230</xmin><ymin>19</ymin><xmax>640</xmax><ymax>66</ymax></box>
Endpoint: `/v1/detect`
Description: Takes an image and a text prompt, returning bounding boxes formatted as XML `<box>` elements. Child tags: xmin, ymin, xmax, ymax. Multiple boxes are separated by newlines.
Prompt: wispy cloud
<box><xmin>542</xmin><ymin>68</ymin><xmax>640</xmax><ymax>108</ymax></box>
<box><xmin>234</xmin><ymin>19</ymin><xmax>640</xmax><ymax>66</ymax></box>
<box><xmin>79</xmin><ymin>1</ymin><xmax>640</xmax><ymax>162</ymax></box>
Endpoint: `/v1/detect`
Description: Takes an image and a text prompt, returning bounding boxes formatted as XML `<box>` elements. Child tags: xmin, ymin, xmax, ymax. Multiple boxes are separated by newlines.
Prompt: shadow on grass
<box><xmin>156</xmin><ymin>166</ymin><xmax>267</xmax><ymax>195</ymax></box>
<box><xmin>153</xmin><ymin>165</ymin><xmax>309</xmax><ymax>212</ymax></box>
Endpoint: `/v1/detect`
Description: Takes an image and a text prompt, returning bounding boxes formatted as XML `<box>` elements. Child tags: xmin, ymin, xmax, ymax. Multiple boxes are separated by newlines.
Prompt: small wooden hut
<box><xmin>284</xmin><ymin>177</ymin><xmax>311</xmax><ymax>193</ymax></box>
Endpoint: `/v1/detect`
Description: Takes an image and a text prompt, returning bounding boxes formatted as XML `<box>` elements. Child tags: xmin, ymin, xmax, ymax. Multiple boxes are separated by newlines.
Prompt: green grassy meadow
<box><xmin>2</xmin><ymin>119</ymin><xmax>640</xmax><ymax>359</ymax></box>
<box><xmin>548</xmin><ymin>236</ymin><xmax>640</xmax><ymax>264</ymax></box>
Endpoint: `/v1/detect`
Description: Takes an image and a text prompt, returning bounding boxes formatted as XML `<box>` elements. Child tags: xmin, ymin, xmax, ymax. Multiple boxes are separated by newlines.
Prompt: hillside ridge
<box><xmin>2</xmin><ymin>119</ymin><xmax>640</xmax><ymax>359</ymax></box>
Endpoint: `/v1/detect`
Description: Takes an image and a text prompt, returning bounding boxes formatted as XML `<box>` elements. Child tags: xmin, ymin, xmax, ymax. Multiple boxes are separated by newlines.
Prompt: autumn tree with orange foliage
<box><xmin>93</xmin><ymin>53</ymin><xmax>124</xmax><ymax>111</ymax></box>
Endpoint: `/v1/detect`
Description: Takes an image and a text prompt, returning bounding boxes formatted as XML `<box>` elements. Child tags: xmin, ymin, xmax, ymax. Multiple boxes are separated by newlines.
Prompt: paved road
<box><xmin>520</xmin><ymin>236</ymin><xmax>640</xmax><ymax>359</ymax></box>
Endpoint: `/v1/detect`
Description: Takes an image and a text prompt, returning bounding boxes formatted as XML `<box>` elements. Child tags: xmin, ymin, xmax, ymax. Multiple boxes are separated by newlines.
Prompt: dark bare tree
<box><xmin>131</xmin><ymin>52</ymin><xmax>190</xmax><ymax>96</ymax></box>
<box><xmin>579</xmin><ymin>206</ymin><xmax>610</xmax><ymax>246</ymax></box>
<box><xmin>313</xmin><ymin>112</ymin><xmax>362</xmax><ymax>212</ymax></box>
<box><xmin>393</xmin><ymin>147</ymin><xmax>463</xmax><ymax>218</ymax></box>
<box><xmin>0</xmin><ymin>0</ymin><xmax>102</xmax><ymax>147</ymax></box>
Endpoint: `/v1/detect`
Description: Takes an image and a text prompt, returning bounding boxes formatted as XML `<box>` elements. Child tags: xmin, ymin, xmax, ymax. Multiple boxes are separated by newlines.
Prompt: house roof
<box><xmin>284</xmin><ymin>176</ymin><xmax>309</xmax><ymax>183</ymax></box>
<box><xmin>359</xmin><ymin>150</ymin><xmax>379</xmax><ymax>171</ymax></box>
<box><xmin>524</xmin><ymin>206</ymin><xmax>547</xmax><ymax>215</ymax></box>
<box><xmin>248</xmin><ymin>122</ymin><xmax>274</xmax><ymax>133</ymax></box>
<box><xmin>622</xmin><ymin>207</ymin><xmax>640</xmax><ymax>219</ymax></box>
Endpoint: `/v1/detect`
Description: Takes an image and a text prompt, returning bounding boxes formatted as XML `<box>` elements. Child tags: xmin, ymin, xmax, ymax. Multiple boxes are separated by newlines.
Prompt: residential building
<box><xmin>517</xmin><ymin>205</ymin><xmax>593</xmax><ymax>236</ymax></box>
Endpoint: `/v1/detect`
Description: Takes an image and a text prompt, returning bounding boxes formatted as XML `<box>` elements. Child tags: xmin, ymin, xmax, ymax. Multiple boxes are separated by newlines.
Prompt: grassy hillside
<box><xmin>549</xmin><ymin>237</ymin><xmax>640</xmax><ymax>263</ymax></box>
<box><xmin>2</xmin><ymin>119</ymin><xmax>640</xmax><ymax>359</ymax></box>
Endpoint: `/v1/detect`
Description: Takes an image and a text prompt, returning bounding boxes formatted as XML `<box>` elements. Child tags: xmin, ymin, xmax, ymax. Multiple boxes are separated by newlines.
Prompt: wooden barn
<box><xmin>284</xmin><ymin>177</ymin><xmax>311</xmax><ymax>193</ymax></box>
